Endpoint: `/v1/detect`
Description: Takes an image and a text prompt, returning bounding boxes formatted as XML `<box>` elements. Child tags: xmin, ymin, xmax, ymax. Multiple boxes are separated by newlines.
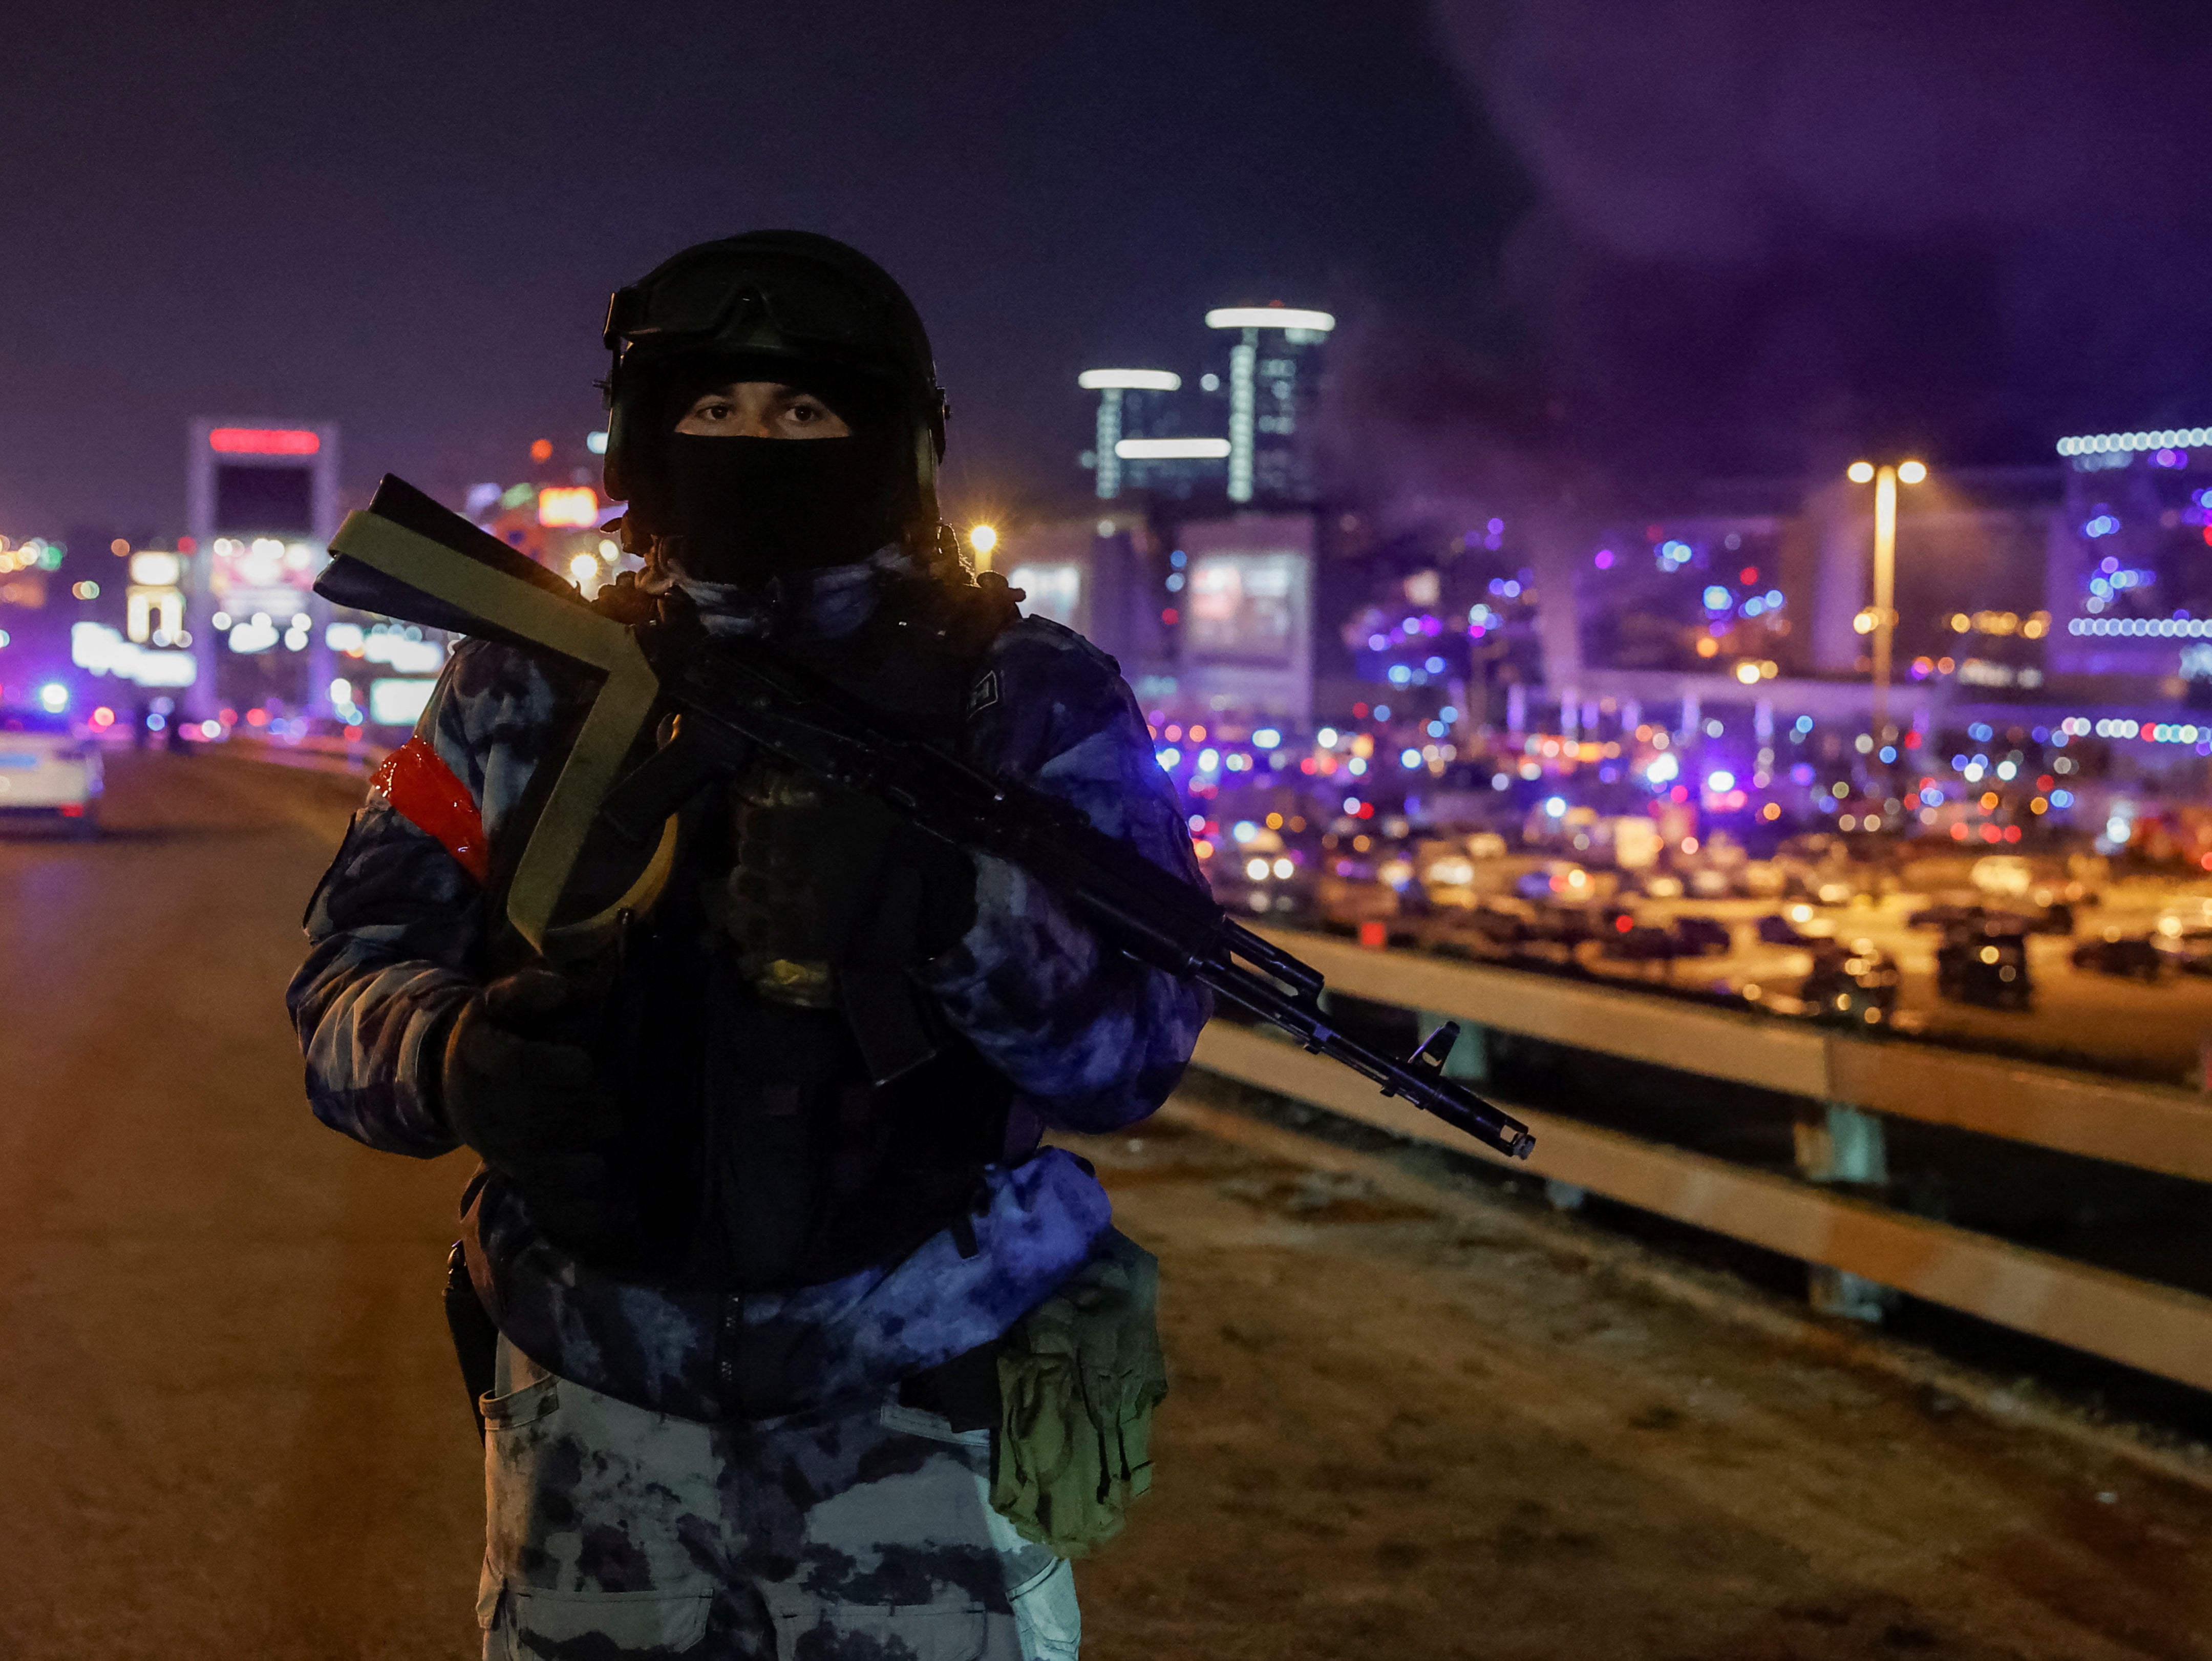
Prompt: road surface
<box><xmin>2</xmin><ymin>751</ymin><xmax>2207</xmax><ymax>1658</ymax></box>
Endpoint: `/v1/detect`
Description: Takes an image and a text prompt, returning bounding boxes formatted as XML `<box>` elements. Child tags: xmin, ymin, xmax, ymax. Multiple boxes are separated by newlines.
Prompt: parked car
<box><xmin>1601</xmin><ymin>922</ymin><xmax>1682</xmax><ymax>964</ymax></box>
<box><xmin>1669</xmin><ymin>914</ymin><xmax>1735</xmax><ymax>956</ymax></box>
<box><xmin>1801</xmin><ymin>940</ymin><xmax>1901</xmax><ymax>1024</ymax></box>
<box><xmin>2071</xmin><ymin>930</ymin><xmax>2163</xmax><ymax>982</ymax></box>
<box><xmin>1210</xmin><ymin>828</ymin><xmax>1317</xmax><ymax>917</ymax></box>
<box><xmin>0</xmin><ymin>708</ymin><xmax>100</xmax><ymax>835</ymax></box>
<box><xmin>1936</xmin><ymin>927</ymin><xmax>2032</xmax><ymax>1010</ymax></box>
<box><xmin>1756</xmin><ymin>912</ymin><xmax>1818</xmax><ymax>947</ymax></box>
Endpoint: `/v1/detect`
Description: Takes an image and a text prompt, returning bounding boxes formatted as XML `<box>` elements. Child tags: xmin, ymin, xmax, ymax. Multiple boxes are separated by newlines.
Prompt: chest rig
<box><xmin>597</xmin><ymin>571</ymin><xmax>1022</xmax><ymax>1293</ymax></box>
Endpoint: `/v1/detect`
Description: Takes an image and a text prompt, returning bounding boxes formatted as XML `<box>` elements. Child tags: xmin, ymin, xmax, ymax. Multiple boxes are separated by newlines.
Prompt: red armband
<box><xmin>370</xmin><ymin>736</ymin><xmax>490</xmax><ymax>885</ymax></box>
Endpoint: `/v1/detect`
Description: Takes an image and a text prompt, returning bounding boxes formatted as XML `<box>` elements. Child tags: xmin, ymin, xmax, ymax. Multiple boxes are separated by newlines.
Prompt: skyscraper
<box><xmin>1203</xmin><ymin>306</ymin><xmax>1334</xmax><ymax>503</ymax></box>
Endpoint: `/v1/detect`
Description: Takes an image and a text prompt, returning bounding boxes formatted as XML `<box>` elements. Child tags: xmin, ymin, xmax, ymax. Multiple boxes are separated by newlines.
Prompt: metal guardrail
<box><xmin>1188</xmin><ymin>930</ymin><xmax>2212</xmax><ymax>1394</ymax></box>
<box><xmin>1258</xmin><ymin>927</ymin><xmax>2212</xmax><ymax>1185</ymax></box>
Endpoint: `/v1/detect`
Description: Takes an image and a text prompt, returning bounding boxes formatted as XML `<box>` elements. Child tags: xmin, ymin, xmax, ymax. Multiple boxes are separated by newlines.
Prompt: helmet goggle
<box><xmin>605</xmin><ymin>251</ymin><xmax>905</xmax><ymax>372</ymax></box>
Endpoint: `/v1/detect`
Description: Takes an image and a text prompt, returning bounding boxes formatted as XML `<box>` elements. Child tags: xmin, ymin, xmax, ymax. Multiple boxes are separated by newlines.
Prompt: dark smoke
<box><xmin>1426</xmin><ymin>0</ymin><xmax>2212</xmax><ymax>486</ymax></box>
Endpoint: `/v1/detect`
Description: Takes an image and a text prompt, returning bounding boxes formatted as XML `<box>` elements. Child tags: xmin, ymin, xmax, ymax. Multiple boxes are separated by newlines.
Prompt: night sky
<box><xmin>1</xmin><ymin>1</ymin><xmax>1521</xmax><ymax>536</ymax></box>
<box><xmin>7</xmin><ymin>2</ymin><xmax>2210</xmax><ymax>538</ymax></box>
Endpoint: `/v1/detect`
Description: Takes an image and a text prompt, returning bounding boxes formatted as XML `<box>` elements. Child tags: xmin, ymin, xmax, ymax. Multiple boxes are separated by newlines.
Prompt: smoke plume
<box><xmin>1428</xmin><ymin>0</ymin><xmax>2212</xmax><ymax>483</ymax></box>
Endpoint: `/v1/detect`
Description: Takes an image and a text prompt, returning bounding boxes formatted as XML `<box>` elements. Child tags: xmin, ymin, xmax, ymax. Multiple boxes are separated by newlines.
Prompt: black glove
<box><xmin>441</xmin><ymin>969</ymin><xmax>627</xmax><ymax>1253</ymax></box>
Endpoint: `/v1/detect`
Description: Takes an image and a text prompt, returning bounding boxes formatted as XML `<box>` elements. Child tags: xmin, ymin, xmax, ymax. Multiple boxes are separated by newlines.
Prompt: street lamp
<box><xmin>1846</xmin><ymin>459</ymin><xmax>1928</xmax><ymax>740</ymax></box>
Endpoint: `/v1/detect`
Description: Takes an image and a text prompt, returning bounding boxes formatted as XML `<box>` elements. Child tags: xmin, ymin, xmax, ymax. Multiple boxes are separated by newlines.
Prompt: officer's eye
<box><xmin>689</xmin><ymin>397</ymin><xmax>734</xmax><ymax>423</ymax></box>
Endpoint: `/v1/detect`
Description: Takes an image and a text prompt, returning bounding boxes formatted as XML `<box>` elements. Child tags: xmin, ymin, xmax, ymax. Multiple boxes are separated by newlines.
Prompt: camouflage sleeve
<box><xmin>917</xmin><ymin>617</ymin><xmax>1214</xmax><ymax>1133</ymax></box>
<box><xmin>284</xmin><ymin>639</ymin><xmax>568</xmax><ymax>1158</ymax></box>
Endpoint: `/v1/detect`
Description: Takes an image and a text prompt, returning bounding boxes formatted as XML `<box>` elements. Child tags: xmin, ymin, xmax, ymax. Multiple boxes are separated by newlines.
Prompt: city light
<box><xmin>538</xmin><ymin>486</ymin><xmax>600</xmax><ymax>528</ymax></box>
<box><xmin>36</xmin><ymin>682</ymin><xmax>68</xmax><ymax>712</ymax></box>
<box><xmin>2056</xmin><ymin>425</ymin><xmax>2212</xmax><ymax>456</ymax></box>
<box><xmin>128</xmin><ymin>551</ymin><xmax>180</xmax><ymax>586</ymax></box>
<box><xmin>208</xmin><ymin>427</ymin><xmax>318</xmax><ymax>455</ymax></box>
<box><xmin>968</xmin><ymin>524</ymin><xmax>999</xmax><ymax>557</ymax></box>
<box><xmin>1847</xmin><ymin>460</ymin><xmax>1876</xmax><ymax>483</ymax></box>
<box><xmin>1897</xmin><ymin>459</ymin><xmax>1928</xmax><ymax>485</ymax></box>
<box><xmin>586</xmin><ymin>431</ymin><xmax>609</xmax><ymax>455</ymax></box>
<box><xmin>1204</xmin><ymin>307</ymin><xmax>1336</xmax><ymax>333</ymax></box>
<box><xmin>1077</xmin><ymin>369</ymin><xmax>1182</xmax><ymax>391</ymax></box>
<box><xmin>1114</xmin><ymin>437</ymin><xmax>1231</xmax><ymax>460</ymax></box>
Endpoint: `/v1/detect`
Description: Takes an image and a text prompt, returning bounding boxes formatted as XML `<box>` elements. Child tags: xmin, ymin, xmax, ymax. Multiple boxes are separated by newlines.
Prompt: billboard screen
<box><xmin>214</xmin><ymin>464</ymin><xmax>314</xmax><ymax>535</ymax></box>
<box><xmin>1185</xmin><ymin>551</ymin><xmax>1300</xmax><ymax>665</ymax></box>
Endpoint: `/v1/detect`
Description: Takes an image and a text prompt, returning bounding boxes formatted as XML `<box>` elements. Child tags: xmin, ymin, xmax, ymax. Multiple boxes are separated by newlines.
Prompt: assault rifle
<box><xmin>318</xmin><ymin>476</ymin><xmax>1536</xmax><ymax>1161</ymax></box>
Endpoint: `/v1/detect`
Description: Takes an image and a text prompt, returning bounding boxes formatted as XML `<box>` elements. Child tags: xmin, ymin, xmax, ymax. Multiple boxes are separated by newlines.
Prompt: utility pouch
<box><xmin>989</xmin><ymin>1229</ymin><xmax>1167</xmax><ymax>1559</ymax></box>
<box><xmin>443</xmin><ymin>1238</ymin><xmax>501</xmax><ymax>1442</ymax></box>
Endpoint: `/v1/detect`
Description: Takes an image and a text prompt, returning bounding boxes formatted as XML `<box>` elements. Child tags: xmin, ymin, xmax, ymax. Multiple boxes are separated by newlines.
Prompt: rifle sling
<box><xmin>327</xmin><ymin>507</ymin><xmax>666</xmax><ymax>956</ymax></box>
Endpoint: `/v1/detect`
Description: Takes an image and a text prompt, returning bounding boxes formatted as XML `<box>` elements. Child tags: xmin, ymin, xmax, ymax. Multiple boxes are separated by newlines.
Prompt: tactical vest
<box><xmin>533</xmin><ymin>573</ymin><xmax>1021</xmax><ymax>1293</ymax></box>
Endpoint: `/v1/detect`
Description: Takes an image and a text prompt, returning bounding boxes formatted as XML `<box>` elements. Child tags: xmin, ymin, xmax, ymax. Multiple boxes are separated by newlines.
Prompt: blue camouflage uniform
<box><xmin>288</xmin><ymin>552</ymin><xmax>1210</xmax><ymax>1658</ymax></box>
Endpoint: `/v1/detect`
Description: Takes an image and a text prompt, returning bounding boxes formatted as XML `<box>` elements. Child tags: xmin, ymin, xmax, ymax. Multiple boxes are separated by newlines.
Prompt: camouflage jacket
<box><xmin>286</xmin><ymin>554</ymin><xmax>1212</xmax><ymax>1420</ymax></box>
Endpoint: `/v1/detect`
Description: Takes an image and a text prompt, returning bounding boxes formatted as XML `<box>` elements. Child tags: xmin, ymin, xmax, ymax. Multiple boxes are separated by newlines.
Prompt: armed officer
<box><xmin>289</xmin><ymin>230</ymin><xmax>1210</xmax><ymax>1659</ymax></box>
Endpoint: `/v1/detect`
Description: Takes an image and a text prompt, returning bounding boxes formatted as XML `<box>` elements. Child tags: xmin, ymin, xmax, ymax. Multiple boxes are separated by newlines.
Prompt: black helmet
<box><xmin>601</xmin><ymin>230</ymin><xmax>948</xmax><ymax>546</ymax></box>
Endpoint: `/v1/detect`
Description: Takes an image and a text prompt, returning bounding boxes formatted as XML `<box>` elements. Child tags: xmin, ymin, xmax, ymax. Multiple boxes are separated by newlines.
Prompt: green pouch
<box><xmin>990</xmin><ymin>1229</ymin><xmax>1167</xmax><ymax>1558</ymax></box>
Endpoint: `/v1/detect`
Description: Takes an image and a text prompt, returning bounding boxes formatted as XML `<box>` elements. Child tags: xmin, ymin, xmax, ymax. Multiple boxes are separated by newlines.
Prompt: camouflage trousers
<box><xmin>478</xmin><ymin>1336</ymin><xmax>1080</xmax><ymax>1659</ymax></box>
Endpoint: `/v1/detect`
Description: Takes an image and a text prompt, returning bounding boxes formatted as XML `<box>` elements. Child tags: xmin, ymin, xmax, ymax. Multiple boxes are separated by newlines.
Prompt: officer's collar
<box><xmin>674</xmin><ymin>544</ymin><xmax>917</xmax><ymax>641</ymax></box>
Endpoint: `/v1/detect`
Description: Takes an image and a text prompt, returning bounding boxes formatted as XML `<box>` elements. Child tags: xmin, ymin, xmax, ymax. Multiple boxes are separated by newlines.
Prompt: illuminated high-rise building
<box><xmin>1203</xmin><ymin>306</ymin><xmax>1334</xmax><ymax>503</ymax></box>
<box><xmin>1076</xmin><ymin>369</ymin><xmax>1230</xmax><ymax>499</ymax></box>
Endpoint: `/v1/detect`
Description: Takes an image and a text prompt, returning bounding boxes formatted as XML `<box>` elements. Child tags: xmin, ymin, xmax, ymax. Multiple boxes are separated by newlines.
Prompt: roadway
<box><xmin>3</xmin><ymin>752</ymin><xmax>2208</xmax><ymax>1657</ymax></box>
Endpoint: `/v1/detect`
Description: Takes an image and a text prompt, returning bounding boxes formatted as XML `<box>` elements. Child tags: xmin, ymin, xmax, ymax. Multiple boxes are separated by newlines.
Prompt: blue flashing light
<box><xmin>2085</xmin><ymin>515</ymin><xmax>2121</xmax><ymax>538</ymax></box>
<box><xmin>1169</xmin><ymin>549</ymin><xmax>1186</xmax><ymax>568</ymax></box>
<box><xmin>1793</xmin><ymin>716</ymin><xmax>1814</xmax><ymax>734</ymax></box>
<box><xmin>1765</xmin><ymin>589</ymin><xmax>1783</xmax><ymax>607</ymax></box>
<box><xmin>1366</xmin><ymin>634</ymin><xmax>1386</xmax><ymax>650</ymax></box>
<box><xmin>1439</xmin><ymin>706</ymin><xmax>1457</xmax><ymax>723</ymax></box>
<box><xmin>1373</xmin><ymin>705</ymin><xmax>1392</xmax><ymax>720</ymax></box>
<box><xmin>1400</xmin><ymin>747</ymin><xmax>1422</xmax><ymax>768</ymax></box>
<box><xmin>1387</xmin><ymin>664</ymin><xmax>1412</xmax><ymax>685</ymax></box>
<box><xmin>1424</xmin><ymin>656</ymin><xmax>1445</xmax><ymax>674</ymax></box>
<box><xmin>1703</xmin><ymin>584</ymin><xmax>1731</xmax><ymax>611</ymax></box>
<box><xmin>1879</xmin><ymin>746</ymin><xmax>1897</xmax><ymax>763</ymax></box>
<box><xmin>2051</xmin><ymin>789</ymin><xmax>2075</xmax><ymax>808</ymax></box>
<box><xmin>1743</xmin><ymin>597</ymin><xmax>1764</xmax><ymax>617</ymax></box>
<box><xmin>1923</xmin><ymin>786</ymin><xmax>1944</xmax><ymax>806</ymax></box>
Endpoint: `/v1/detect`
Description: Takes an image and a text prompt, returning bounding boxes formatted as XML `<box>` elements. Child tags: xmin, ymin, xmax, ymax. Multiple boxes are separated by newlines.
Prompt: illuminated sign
<box><xmin>1185</xmin><ymin>552</ymin><xmax>1301</xmax><ymax>665</ymax></box>
<box><xmin>209</xmin><ymin>427</ymin><xmax>321</xmax><ymax>455</ymax></box>
<box><xmin>369</xmin><ymin>678</ymin><xmax>437</xmax><ymax>726</ymax></box>
<box><xmin>1204</xmin><ymin>307</ymin><xmax>1336</xmax><ymax>333</ymax></box>
<box><xmin>1116</xmin><ymin>437</ymin><xmax>1230</xmax><ymax>460</ymax></box>
<box><xmin>1078</xmin><ymin>369</ymin><xmax>1182</xmax><ymax>391</ymax></box>
<box><xmin>209</xmin><ymin>536</ymin><xmax>322</xmax><ymax>599</ymax></box>
<box><xmin>538</xmin><ymin>486</ymin><xmax>600</xmax><ymax>528</ymax></box>
<box><xmin>129</xmin><ymin>551</ymin><xmax>181</xmax><ymax>586</ymax></box>
<box><xmin>71</xmin><ymin>622</ymin><xmax>197</xmax><ymax>687</ymax></box>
